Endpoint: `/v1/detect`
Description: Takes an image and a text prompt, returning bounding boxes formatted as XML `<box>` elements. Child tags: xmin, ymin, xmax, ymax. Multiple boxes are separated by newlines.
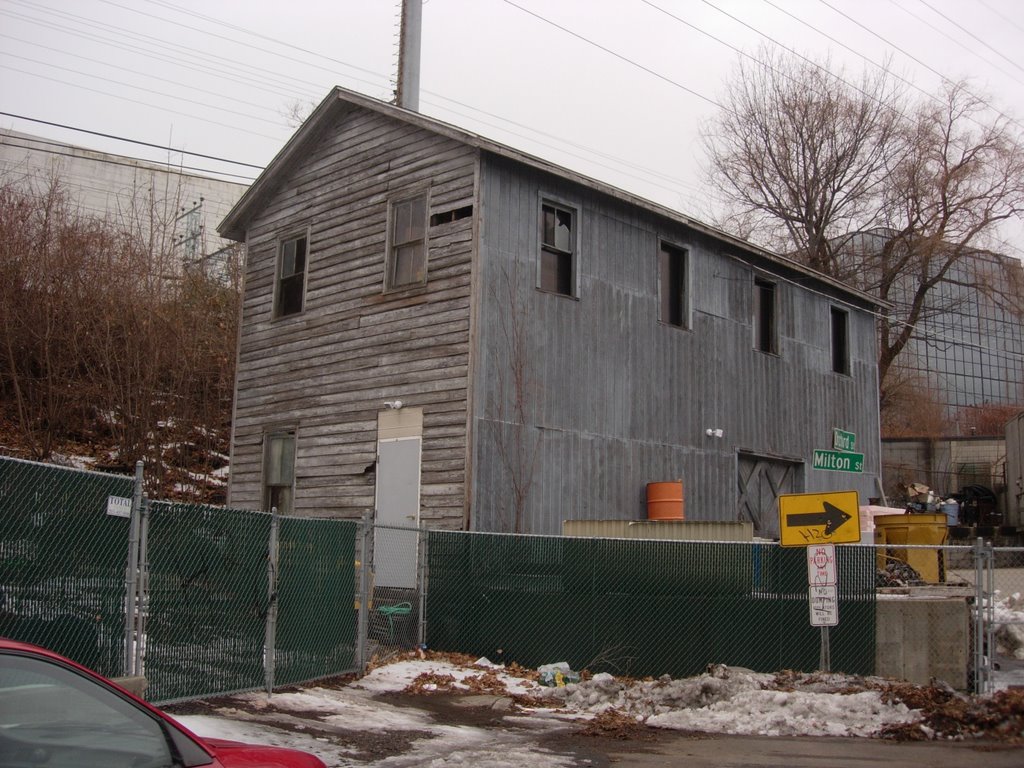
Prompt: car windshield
<box><xmin>0</xmin><ymin>651</ymin><xmax>176</xmax><ymax>768</ymax></box>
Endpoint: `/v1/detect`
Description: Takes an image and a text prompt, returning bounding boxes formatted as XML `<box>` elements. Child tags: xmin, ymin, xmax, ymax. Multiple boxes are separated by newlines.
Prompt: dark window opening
<box><xmin>275</xmin><ymin>234</ymin><xmax>307</xmax><ymax>317</ymax></box>
<box><xmin>659</xmin><ymin>242</ymin><xmax>688</xmax><ymax>328</ymax></box>
<box><xmin>540</xmin><ymin>202</ymin><xmax>575</xmax><ymax>296</ymax></box>
<box><xmin>754</xmin><ymin>278</ymin><xmax>777</xmax><ymax>353</ymax></box>
<box><xmin>388</xmin><ymin>194</ymin><xmax>427</xmax><ymax>289</ymax></box>
<box><xmin>429</xmin><ymin>205</ymin><xmax>473</xmax><ymax>227</ymax></box>
<box><xmin>831</xmin><ymin>306</ymin><xmax>850</xmax><ymax>375</ymax></box>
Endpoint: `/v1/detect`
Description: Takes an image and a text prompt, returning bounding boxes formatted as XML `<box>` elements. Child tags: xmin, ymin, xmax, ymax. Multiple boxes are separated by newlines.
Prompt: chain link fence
<box><xmin>0</xmin><ymin>456</ymin><xmax>360</xmax><ymax>704</ymax></box>
<box><xmin>421</xmin><ymin>531</ymin><xmax>877</xmax><ymax>679</ymax></box>
<box><xmin>3</xmin><ymin>455</ymin><xmax>1024</xmax><ymax>700</ymax></box>
<box><xmin>0</xmin><ymin>457</ymin><xmax>132</xmax><ymax>679</ymax></box>
<box><xmin>142</xmin><ymin>501</ymin><xmax>272</xmax><ymax>702</ymax></box>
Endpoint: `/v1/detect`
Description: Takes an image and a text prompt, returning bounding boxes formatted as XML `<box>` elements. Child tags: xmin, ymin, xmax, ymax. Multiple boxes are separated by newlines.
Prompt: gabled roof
<box><xmin>219</xmin><ymin>85</ymin><xmax>883</xmax><ymax>309</ymax></box>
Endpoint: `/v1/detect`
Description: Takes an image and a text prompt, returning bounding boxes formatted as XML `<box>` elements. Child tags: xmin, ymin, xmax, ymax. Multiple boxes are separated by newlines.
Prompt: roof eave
<box><xmin>218</xmin><ymin>85</ymin><xmax>885</xmax><ymax>310</ymax></box>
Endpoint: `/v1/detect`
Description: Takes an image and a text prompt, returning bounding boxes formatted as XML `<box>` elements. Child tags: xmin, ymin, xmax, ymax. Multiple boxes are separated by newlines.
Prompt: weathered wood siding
<box><xmin>472</xmin><ymin>154</ymin><xmax>881</xmax><ymax>534</ymax></box>
<box><xmin>228</xmin><ymin>106</ymin><xmax>477</xmax><ymax>527</ymax></box>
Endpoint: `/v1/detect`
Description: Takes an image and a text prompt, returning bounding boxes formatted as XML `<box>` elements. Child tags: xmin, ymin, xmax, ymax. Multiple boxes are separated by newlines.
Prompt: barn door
<box><xmin>737</xmin><ymin>454</ymin><xmax>802</xmax><ymax>539</ymax></box>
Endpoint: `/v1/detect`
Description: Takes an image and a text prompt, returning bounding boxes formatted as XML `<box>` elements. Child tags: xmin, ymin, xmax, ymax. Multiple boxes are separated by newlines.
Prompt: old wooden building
<box><xmin>219</xmin><ymin>86</ymin><xmax>883</xmax><ymax>540</ymax></box>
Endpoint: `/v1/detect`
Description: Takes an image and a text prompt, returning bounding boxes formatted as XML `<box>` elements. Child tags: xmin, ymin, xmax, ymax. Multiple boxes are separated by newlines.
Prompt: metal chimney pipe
<box><xmin>397</xmin><ymin>0</ymin><xmax>422</xmax><ymax>111</ymax></box>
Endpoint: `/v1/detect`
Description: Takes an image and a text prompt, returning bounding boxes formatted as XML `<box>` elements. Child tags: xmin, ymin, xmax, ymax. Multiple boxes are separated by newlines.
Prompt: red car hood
<box><xmin>203</xmin><ymin>737</ymin><xmax>327</xmax><ymax>768</ymax></box>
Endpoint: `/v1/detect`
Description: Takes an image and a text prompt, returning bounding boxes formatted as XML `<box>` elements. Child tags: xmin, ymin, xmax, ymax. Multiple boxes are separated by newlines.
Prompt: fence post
<box><xmin>983</xmin><ymin>538</ymin><xmax>995</xmax><ymax>695</ymax></box>
<box><xmin>265</xmin><ymin>507</ymin><xmax>280</xmax><ymax>695</ymax></box>
<box><xmin>417</xmin><ymin>525</ymin><xmax>428</xmax><ymax>649</ymax></box>
<box><xmin>123</xmin><ymin>460</ymin><xmax>144</xmax><ymax>676</ymax></box>
<box><xmin>973</xmin><ymin>536</ymin><xmax>996</xmax><ymax>694</ymax></box>
<box><xmin>355</xmin><ymin>509</ymin><xmax>372</xmax><ymax>672</ymax></box>
<box><xmin>135</xmin><ymin>498</ymin><xmax>150</xmax><ymax>676</ymax></box>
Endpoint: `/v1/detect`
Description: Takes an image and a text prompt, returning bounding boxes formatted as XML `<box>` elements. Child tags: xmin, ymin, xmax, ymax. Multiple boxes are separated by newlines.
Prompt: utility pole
<box><xmin>395</xmin><ymin>0</ymin><xmax>422</xmax><ymax>111</ymax></box>
<box><xmin>175</xmin><ymin>198</ymin><xmax>204</xmax><ymax>262</ymax></box>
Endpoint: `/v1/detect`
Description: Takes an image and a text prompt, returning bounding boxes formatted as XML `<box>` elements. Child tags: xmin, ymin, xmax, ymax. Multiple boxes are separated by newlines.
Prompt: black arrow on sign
<box><xmin>786</xmin><ymin>502</ymin><xmax>851</xmax><ymax>535</ymax></box>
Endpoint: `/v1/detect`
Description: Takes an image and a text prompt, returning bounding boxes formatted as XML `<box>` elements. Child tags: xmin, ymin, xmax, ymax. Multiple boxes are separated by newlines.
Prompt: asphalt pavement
<box><xmin>594</xmin><ymin>732</ymin><xmax>1024</xmax><ymax>767</ymax></box>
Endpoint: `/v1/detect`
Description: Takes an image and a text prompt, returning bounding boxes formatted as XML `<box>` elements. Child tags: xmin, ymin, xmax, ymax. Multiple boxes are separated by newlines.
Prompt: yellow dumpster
<box><xmin>874</xmin><ymin>513</ymin><xmax>948</xmax><ymax>583</ymax></box>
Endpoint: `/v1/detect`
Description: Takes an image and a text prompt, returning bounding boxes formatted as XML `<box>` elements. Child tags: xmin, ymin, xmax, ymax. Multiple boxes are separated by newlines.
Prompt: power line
<box><xmin>0</xmin><ymin>50</ymin><xmax>283</xmax><ymax>127</ymax></box>
<box><xmin>2</xmin><ymin>2</ymin><xmax>337</xmax><ymax>103</ymax></box>
<box><xmin>139</xmin><ymin>0</ymin><xmax>388</xmax><ymax>86</ymax></box>
<box><xmin>915</xmin><ymin>0</ymin><xmax>1024</xmax><ymax>76</ymax></box>
<box><xmin>0</xmin><ymin>31</ymin><xmax>315</xmax><ymax>118</ymax></box>
<box><xmin>0</xmin><ymin>63</ymin><xmax>284</xmax><ymax>142</ymax></box>
<box><xmin>978</xmin><ymin>0</ymin><xmax>1024</xmax><ymax>38</ymax></box>
<box><xmin>93</xmin><ymin>0</ymin><xmax>391</xmax><ymax>94</ymax></box>
<box><xmin>0</xmin><ymin>137</ymin><xmax>257</xmax><ymax>182</ymax></box>
<box><xmin>882</xmin><ymin>0</ymin><xmax>1024</xmax><ymax>89</ymax></box>
<box><xmin>421</xmin><ymin>96</ymin><xmax>709</xmax><ymax>212</ymax></box>
<box><xmin>0</xmin><ymin>112</ymin><xmax>263</xmax><ymax>169</ymax></box>
<box><xmin>814</xmin><ymin>0</ymin><xmax>1024</xmax><ymax>134</ymax></box>
<box><xmin>499</xmin><ymin>0</ymin><xmax>725</xmax><ymax>111</ymax></box>
<box><xmin>4</xmin><ymin>0</ymin><xmax>711</xmax><ymax>221</ymax></box>
<box><xmin>94</xmin><ymin>0</ymin><xmax>716</xmax><ymax>209</ymax></box>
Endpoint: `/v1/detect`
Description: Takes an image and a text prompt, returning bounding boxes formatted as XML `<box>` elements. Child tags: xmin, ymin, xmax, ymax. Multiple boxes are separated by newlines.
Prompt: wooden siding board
<box><xmin>228</xmin><ymin>106</ymin><xmax>478</xmax><ymax>521</ymax></box>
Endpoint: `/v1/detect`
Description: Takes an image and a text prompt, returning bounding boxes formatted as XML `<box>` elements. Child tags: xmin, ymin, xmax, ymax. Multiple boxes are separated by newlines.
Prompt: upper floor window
<box><xmin>275</xmin><ymin>233</ymin><xmax>308</xmax><ymax>318</ymax></box>
<box><xmin>754</xmin><ymin>278</ymin><xmax>778</xmax><ymax>354</ymax></box>
<box><xmin>539</xmin><ymin>201</ymin><xmax>576</xmax><ymax>296</ymax></box>
<box><xmin>830</xmin><ymin>306</ymin><xmax>850</xmax><ymax>375</ymax></box>
<box><xmin>659</xmin><ymin>241</ymin><xmax>689</xmax><ymax>328</ymax></box>
<box><xmin>387</xmin><ymin>194</ymin><xmax>428</xmax><ymax>289</ymax></box>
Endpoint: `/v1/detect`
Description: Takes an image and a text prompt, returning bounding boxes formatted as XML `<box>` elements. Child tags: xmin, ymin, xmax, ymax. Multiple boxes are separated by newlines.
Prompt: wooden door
<box><xmin>737</xmin><ymin>454</ymin><xmax>802</xmax><ymax>539</ymax></box>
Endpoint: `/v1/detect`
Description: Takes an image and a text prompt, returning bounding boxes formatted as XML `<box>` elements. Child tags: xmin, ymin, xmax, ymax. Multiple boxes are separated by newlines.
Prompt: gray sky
<box><xmin>2</xmin><ymin>0</ymin><xmax>1023</xmax><ymax>251</ymax></box>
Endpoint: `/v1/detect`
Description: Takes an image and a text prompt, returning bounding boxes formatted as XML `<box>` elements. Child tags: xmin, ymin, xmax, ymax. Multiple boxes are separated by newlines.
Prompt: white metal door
<box><xmin>374</xmin><ymin>436</ymin><xmax>421</xmax><ymax>589</ymax></box>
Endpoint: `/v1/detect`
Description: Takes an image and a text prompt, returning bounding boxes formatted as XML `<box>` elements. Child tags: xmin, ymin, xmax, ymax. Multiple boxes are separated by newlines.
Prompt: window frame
<box><xmin>385</xmin><ymin>190</ymin><xmax>430</xmax><ymax>292</ymax></box>
<box><xmin>658</xmin><ymin>239</ymin><xmax>690</xmax><ymax>329</ymax></box>
<box><xmin>754</xmin><ymin>276</ymin><xmax>778</xmax><ymax>354</ymax></box>
<box><xmin>262</xmin><ymin>429</ymin><xmax>297</xmax><ymax>515</ymax></box>
<box><xmin>538</xmin><ymin>196</ymin><xmax>579</xmax><ymax>298</ymax></box>
<box><xmin>273</xmin><ymin>228</ymin><xmax>310</xmax><ymax>319</ymax></box>
<box><xmin>830</xmin><ymin>305</ymin><xmax>851</xmax><ymax>375</ymax></box>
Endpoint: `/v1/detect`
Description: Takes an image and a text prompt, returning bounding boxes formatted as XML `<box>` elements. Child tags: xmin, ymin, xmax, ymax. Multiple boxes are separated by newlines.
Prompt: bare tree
<box><xmin>703</xmin><ymin>47</ymin><xmax>904</xmax><ymax>276</ymax></box>
<box><xmin>0</xmin><ymin>173</ymin><xmax>238</xmax><ymax>500</ymax></box>
<box><xmin>704</xmin><ymin>51</ymin><xmax>1024</xmax><ymax>423</ymax></box>
<box><xmin>0</xmin><ymin>175</ymin><xmax>108</xmax><ymax>457</ymax></box>
<box><xmin>870</xmin><ymin>83</ymin><xmax>1024</xmax><ymax>403</ymax></box>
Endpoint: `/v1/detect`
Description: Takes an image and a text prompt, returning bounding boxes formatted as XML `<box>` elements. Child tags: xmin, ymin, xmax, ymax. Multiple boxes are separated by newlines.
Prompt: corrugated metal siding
<box><xmin>562</xmin><ymin>519</ymin><xmax>754</xmax><ymax>540</ymax></box>
<box><xmin>472</xmin><ymin>155</ymin><xmax>882</xmax><ymax>534</ymax></box>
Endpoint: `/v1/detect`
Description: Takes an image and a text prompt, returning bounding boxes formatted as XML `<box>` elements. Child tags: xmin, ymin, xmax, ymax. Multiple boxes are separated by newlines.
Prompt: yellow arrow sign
<box><xmin>778</xmin><ymin>491</ymin><xmax>861</xmax><ymax>547</ymax></box>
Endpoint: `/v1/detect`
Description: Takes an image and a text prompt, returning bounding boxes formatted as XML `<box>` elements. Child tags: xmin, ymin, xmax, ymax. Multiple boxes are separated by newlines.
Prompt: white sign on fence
<box><xmin>807</xmin><ymin>544</ymin><xmax>837</xmax><ymax>585</ymax></box>
<box><xmin>809</xmin><ymin>585</ymin><xmax>839</xmax><ymax>626</ymax></box>
<box><xmin>807</xmin><ymin>544</ymin><xmax>838</xmax><ymax>627</ymax></box>
<box><xmin>106</xmin><ymin>495</ymin><xmax>132</xmax><ymax>518</ymax></box>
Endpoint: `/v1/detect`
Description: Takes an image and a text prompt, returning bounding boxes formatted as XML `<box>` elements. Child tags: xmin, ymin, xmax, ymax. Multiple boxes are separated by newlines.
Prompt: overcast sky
<box><xmin>2</xmin><ymin>0</ymin><xmax>1023</xmax><ymax>249</ymax></box>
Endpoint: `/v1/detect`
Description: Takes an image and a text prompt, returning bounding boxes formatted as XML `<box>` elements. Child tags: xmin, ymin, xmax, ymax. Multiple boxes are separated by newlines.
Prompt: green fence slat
<box><xmin>0</xmin><ymin>457</ymin><xmax>133</xmax><ymax>678</ymax></box>
<box><xmin>274</xmin><ymin>516</ymin><xmax>358</xmax><ymax>687</ymax></box>
<box><xmin>426</xmin><ymin>531</ymin><xmax>876</xmax><ymax>678</ymax></box>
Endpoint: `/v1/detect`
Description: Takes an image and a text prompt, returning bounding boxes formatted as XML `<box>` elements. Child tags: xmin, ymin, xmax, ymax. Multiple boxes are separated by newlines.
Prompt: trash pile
<box><xmin>381</xmin><ymin>653</ymin><xmax>1024</xmax><ymax>741</ymax></box>
<box><xmin>875</xmin><ymin>559</ymin><xmax>925</xmax><ymax>587</ymax></box>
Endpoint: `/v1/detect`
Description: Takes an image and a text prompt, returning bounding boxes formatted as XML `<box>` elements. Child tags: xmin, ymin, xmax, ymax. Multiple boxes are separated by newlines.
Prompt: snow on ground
<box><xmin>170</xmin><ymin>588</ymin><xmax>1024</xmax><ymax>764</ymax></box>
<box><xmin>177</xmin><ymin>665</ymin><xmax>580</xmax><ymax>768</ymax></box>
<box><xmin>176</xmin><ymin>658</ymin><xmax>924</xmax><ymax>767</ymax></box>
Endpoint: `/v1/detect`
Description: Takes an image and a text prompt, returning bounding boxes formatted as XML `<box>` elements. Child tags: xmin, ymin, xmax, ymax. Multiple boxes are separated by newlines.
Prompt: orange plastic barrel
<box><xmin>647</xmin><ymin>481</ymin><xmax>684</xmax><ymax>521</ymax></box>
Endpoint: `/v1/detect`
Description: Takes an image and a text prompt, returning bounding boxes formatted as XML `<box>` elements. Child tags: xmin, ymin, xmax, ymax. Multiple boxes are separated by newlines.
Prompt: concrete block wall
<box><xmin>875</xmin><ymin>595</ymin><xmax>970</xmax><ymax>690</ymax></box>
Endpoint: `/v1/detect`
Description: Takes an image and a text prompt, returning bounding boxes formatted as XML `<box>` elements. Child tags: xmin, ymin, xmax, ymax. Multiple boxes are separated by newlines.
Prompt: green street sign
<box><xmin>812</xmin><ymin>449</ymin><xmax>864</xmax><ymax>473</ymax></box>
<box><xmin>832</xmin><ymin>428</ymin><xmax>856</xmax><ymax>452</ymax></box>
